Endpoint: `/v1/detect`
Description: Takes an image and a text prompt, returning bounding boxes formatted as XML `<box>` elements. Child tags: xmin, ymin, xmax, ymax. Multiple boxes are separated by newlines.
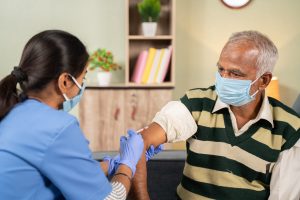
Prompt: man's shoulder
<box><xmin>268</xmin><ymin>97</ymin><xmax>300</xmax><ymax>120</ymax></box>
<box><xmin>185</xmin><ymin>85</ymin><xmax>217</xmax><ymax>101</ymax></box>
<box><xmin>268</xmin><ymin>97</ymin><xmax>300</xmax><ymax>150</ymax></box>
<box><xmin>180</xmin><ymin>86</ymin><xmax>217</xmax><ymax>113</ymax></box>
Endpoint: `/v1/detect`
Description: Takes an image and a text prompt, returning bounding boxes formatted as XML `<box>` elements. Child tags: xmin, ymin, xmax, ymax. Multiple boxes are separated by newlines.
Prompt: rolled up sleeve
<box><xmin>152</xmin><ymin>101</ymin><xmax>197</xmax><ymax>143</ymax></box>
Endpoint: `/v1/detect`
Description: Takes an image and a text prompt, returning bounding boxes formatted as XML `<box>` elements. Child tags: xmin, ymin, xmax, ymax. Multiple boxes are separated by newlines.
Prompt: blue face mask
<box><xmin>62</xmin><ymin>74</ymin><xmax>85</xmax><ymax>112</ymax></box>
<box><xmin>215</xmin><ymin>72</ymin><xmax>260</xmax><ymax>107</ymax></box>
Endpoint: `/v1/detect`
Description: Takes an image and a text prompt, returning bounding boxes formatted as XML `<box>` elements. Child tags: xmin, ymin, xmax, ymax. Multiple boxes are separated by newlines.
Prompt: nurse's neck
<box><xmin>27</xmin><ymin>81</ymin><xmax>62</xmax><ymax>110</ymax></box>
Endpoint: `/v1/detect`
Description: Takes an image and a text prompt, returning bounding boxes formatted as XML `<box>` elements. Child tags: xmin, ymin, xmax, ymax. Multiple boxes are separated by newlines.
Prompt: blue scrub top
<box><xmin>0</xmin><ymin>99</ymin><xmax>112</xmax><ymax>200</ymax></box>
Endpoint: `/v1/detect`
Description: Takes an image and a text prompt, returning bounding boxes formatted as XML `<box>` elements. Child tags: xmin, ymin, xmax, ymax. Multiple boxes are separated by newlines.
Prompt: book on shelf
<box><xmin>153</xmin><ymin>48</ymin><xmax>165</xmax><ymax>83</ymax></box>
<box><xmin>141</xmin><ymin>48</ymin><xmax>156</xmax><ymax>84</ymax></box>
<box><xmin>147</xmin><ymin>49</ymin><xmax>162</xmax><ymax>84</ymax></box>
<box><xmin>155</xmin><ymin>46</ymin><xmax>172</xmax><ymax>83</ymax></box>
<box><xmin>131</xmin><ymin>50</ymin><xmax>148</xmax><ymax>83</ymax></box>
<box><xmin>131</xmin><ymin>46</ymin><xmax>172</xmax><ymax>84</ymax></box>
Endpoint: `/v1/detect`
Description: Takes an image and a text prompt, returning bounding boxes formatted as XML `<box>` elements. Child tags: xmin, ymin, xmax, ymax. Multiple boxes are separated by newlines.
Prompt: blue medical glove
<box><xmin>103</xmin><ymin>155</ymin><xmax>120</xmax><ymax>178</ymax></box>
<box><xmin>145</xmin><ymin>144</ymin><xmax>163</xmax><ymax>161</ymax></box>
<box><xmin>119</xmin><ymin>129</ymin><xmax>144</xmax><ymax>176</ymax></box>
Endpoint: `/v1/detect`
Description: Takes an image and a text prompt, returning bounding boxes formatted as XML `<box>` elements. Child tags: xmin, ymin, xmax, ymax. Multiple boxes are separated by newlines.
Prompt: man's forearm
<box><xmin>129</xmin><ymin>123</ymin><xmax>167</xmax><ymax>199</ymax></box>
<box><xmin>128</xmin><ymin>152</ymin><xmax>150</xmax><ymax>200</ymax></box>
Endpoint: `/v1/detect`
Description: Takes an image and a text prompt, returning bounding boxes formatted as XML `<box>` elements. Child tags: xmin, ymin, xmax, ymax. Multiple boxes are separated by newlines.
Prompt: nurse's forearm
<box><xmin>111</xmin><ymin>164</ymin><xmax>133</xmax><ymax>194</ymax></box>
<box><xmin>100</xmin><ymin>161</ymin><xmax>109</xmax><ymax>176</ymax></box>
<box><xmin>129</xmin><ymin>122</ymin><xmax>167</xmax><ymax>199</ymax></box>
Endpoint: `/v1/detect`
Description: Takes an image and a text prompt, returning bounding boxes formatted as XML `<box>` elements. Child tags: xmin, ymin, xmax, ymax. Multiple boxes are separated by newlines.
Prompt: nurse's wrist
<box><xmin>116</xmin><ymin>164</ymin><xmax>133</xmax><ymax>179</ymax></box>
<box><xmin>99</xmin><ymin>161</ymin><xmax>109</xmax><ymax>176</ymax></box>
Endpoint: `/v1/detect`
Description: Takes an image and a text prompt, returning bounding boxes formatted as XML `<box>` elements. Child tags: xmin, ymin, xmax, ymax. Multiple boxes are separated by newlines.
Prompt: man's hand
<box><xmin>145</xmin><ymin>144</ymin><xmax>163</xmax><ymax>161</ymax></box>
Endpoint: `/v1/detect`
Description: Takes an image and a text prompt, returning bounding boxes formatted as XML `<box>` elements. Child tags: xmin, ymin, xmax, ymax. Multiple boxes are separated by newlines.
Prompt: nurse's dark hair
<box><xmin>0</xmin><ymin>30</ymin><xmax>89</xmax><ymax>119</ymax></box>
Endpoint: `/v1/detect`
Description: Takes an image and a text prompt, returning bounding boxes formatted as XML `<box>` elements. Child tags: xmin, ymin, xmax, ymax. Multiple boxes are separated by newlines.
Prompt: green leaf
<box><xmin>137</xmin><ymin>0</ymin><xmax>161</xmax><ymax>22</ymax></box>
<box><xmin>87</xmin><ymin>48</ymin><xmax>121</xmax><ymax>71</ymax></box>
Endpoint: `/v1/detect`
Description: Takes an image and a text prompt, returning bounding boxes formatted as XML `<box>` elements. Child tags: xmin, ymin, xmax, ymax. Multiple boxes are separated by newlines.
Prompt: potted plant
<box><xmin>87</xmin><ymin>48</ymin><xmax>121</xmax><ymax>86</ymax></box>
<box><xmin>137</xmin><ymin>0</ymin><xmax>161</xmax><ymax>36</ymax></box>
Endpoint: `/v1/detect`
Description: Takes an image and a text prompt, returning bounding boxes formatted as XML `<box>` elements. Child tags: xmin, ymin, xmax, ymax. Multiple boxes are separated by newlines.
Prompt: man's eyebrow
<box><xmin>216</xmin><ymin>63</ymin><xmax>246</xmax><ymax>76</ymax></box>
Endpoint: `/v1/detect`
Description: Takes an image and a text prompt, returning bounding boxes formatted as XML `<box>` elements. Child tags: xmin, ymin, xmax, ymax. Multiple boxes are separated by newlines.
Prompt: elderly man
<box><xmin>131</xmin><ymin>31</ymin><xmax>300</xmax><ymax>200</ymax></box>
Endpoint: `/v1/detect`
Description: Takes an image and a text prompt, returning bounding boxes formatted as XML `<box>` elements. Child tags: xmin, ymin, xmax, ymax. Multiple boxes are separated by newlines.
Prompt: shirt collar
<box><xmin>212</xmin><ymin>93</ymin><xmax>274</xmax><ymax>128</ymax></box>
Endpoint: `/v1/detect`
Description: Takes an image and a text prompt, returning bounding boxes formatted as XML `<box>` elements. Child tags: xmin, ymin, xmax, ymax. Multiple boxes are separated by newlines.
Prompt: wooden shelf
<box><xmin>126</xmin><ymin>82</ymin><xmax>175</xmax><ymax>88</ymax></box>
<box><xmin>128</xmin><ymin>35</ymin><xmax>173</xmax><ymax>40</ymax></box>
<box><xmin>86</xmin><ymin>82</ymin><xmax>174</xmax><ymax>89</ymax></box>
<box><xmin>125</xmin><ymin>0</ymin><xmax>175</xmax><ymax>87</ymax></box>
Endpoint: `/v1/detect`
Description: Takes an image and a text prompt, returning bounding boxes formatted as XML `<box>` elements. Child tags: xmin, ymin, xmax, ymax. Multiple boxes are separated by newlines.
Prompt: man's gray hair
<box><xmin>226</xmin><ymin>30</ymin><xmax>278</xmax><ymax>77</ymax></box>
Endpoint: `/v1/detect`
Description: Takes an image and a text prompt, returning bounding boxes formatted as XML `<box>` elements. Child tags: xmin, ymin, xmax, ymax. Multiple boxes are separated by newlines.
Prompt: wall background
<box><xmin>1</xmin><ymin>0</ymin><xmax>300</xmax><ymax>117</ymax></box>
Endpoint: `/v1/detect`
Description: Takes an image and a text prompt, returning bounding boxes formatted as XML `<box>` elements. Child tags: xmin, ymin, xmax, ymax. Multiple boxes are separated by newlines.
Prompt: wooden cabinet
<box><xmin>79</xmin><ymin>88</ymin><xmax>172</xmax><ymax>151</ymax></box>
<box><xmin>125</xmin><ymin>0</ymin><xmax>175</xmax><ymax>87</ymax></box>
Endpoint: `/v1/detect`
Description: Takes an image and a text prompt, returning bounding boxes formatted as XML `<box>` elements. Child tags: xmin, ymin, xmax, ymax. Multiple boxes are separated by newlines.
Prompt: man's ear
<box><xmin>57</xmin><ymin>73</ymin><xmax>72</xmax><ymax>94</ymax></box>
<box><xmin>259</xmin><ymin>72</ymin><xmax>272</xmax><ymax>90</ymax></box>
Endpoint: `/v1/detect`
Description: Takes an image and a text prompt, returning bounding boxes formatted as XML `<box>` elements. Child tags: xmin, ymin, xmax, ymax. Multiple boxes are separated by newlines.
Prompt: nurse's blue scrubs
<box><xmin>0</xmin><ymin>99</ymin><xmax>112</xmax><ymax>200</ymax></box>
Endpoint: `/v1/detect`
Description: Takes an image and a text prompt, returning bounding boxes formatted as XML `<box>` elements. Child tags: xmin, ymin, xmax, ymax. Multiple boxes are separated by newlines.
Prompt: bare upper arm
<box><xmin>140</xmin><ymin>122</ymin><xmax>167</xmax><ymax>149</ymax></box>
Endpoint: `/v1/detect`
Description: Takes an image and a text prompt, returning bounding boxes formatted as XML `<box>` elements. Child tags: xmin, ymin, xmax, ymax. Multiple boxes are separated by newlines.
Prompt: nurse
<box><xmin>0</xmin><ymin>30</ymin><xmax>144</xmax><ymax>199</ymax></box>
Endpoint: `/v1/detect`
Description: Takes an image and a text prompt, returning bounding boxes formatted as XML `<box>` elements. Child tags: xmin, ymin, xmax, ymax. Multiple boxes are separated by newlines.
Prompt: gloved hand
<box><xmin>119</xmin><ymin>129</ymin><xmax>144</xmax><ymax>176</ymax></box>
<box><xmin>145</xmin><ymin>144</ymin><xmax>163</xmax><ymax>161</ymax></box>
<box><xmin>103</xmin><ymin>144</ymin><xmax>163</xmax><ymax>178</ymax></box>
<box><xmin>103</xmin><ymin>154</ymin><xmax>120</xmax><ymax>178</ymax></box>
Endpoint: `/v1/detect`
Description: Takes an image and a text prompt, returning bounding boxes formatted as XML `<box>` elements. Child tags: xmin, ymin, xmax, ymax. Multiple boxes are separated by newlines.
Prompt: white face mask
<box><xmin>62</xmin><ymin>74</ymin><xmax>85</xmax><ymax>112</ymax></box>
<box><xmin>215</xmin><ymin>72</ymin><xmax>260</xmax><ymax>106</ymax></box>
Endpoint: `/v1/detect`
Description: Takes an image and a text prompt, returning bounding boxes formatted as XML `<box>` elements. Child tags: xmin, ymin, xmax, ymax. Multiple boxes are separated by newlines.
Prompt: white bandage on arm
<box><xmin>152</xmin><ymin>101</ymin><xmax>197</xmax><ymax>143</ymax></box>
<box><xmin>104</xmin><ymin>182</ymin><xmax>127</xmax><ymax>200</ymax></box>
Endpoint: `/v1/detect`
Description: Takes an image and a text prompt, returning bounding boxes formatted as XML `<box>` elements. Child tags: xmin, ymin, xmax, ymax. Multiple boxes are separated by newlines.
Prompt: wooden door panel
<box><xmin>124</xmin><ymin>90</ymin><xmax>150</xmax><ymax>131</ymax></box>
<box><xmin>79</xmin><ymin>89</ymin><xmax>125</xmax><ymax>151</ymax></box>
<box><xmin>147</xmin><ymin>89</ymin><xmax>172</xmax><ymax>121</ymax></box>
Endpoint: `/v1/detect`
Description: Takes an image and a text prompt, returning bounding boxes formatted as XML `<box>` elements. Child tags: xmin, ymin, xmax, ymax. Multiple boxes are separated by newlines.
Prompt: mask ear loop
<box><xmin>250</xmin><ymin>75</ymin><xmax>262</xmax><ymax>98</ymax></box>
<box><xmin>62</xmin><ymin>93</ymin><xmax>70</xmax><ymax>101</ymax></box>
<box><xmin>68</xmin><ymin>74</ymin><xmax>82</xmax><ymax>89</ymax></box>
<box><xmin>62</xmin><ymin>74</ymin><xmax>81</xmax><ymax>101</ymax></box>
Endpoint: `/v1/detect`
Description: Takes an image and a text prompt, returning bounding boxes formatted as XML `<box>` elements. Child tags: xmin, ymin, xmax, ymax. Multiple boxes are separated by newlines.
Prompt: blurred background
<box><xmin>1</xmin><ymin>0</ymin><xmax>299</xmax><ymax>117</ymax></box>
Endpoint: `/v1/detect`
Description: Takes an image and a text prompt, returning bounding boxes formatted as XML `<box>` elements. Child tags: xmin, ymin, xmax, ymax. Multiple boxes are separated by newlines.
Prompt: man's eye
<box><xmin>232</xmin><ymin>72</ymin><xmax>243</xmax><ymax>77</ymax></box>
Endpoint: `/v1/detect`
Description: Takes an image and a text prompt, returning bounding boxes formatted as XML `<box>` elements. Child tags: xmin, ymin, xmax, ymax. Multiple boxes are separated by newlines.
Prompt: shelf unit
<box><xmin>79</xmin><ymin>0</ymin><xmax>177</xmax><ymax>152</ymax></box>
<box><xmin>125</xmin><ymin>0</ymin><xmax>175</xmax><ymax>87</ymax></box>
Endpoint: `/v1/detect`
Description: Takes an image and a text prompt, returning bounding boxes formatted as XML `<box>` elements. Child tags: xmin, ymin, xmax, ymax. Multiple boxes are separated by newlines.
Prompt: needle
<box><xmin>136</xmin><ymin>126</ymin><xmax>149</xmax><ymax>133</ymax></box>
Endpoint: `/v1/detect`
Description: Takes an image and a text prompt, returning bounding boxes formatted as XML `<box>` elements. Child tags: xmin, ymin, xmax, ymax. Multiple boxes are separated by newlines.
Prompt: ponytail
<box><xmin>0</xmin><ymin>67</ymin><xmax>27</xmax><ymax>119</ymax></box>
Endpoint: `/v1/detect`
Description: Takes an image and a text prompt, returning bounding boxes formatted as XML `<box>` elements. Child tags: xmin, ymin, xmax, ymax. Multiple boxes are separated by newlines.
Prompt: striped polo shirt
<box><xmin>177</xmin><ymin>86</ymin><xmax>300</xmax><ymax>200</ymax></box>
